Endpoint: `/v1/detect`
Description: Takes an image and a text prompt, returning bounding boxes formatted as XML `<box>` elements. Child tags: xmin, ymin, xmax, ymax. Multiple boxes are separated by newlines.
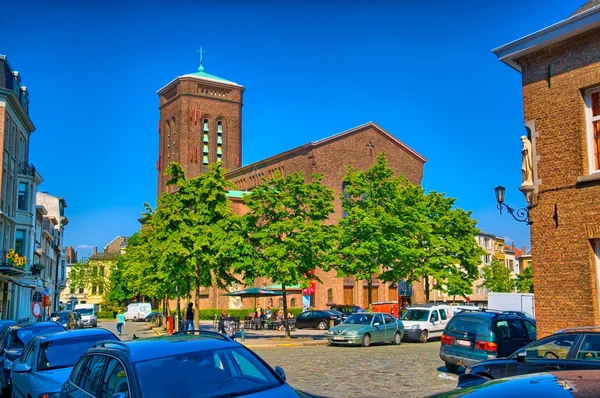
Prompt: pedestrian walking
<box><xmin>115</xmin><ymin>309</ymin><xmax>126</xmax><ymax>336</ymax></box>
<box><xmin>186</xmin><ymin>302</ymin><xmax>195</xmax><ymax>331</ymax></box>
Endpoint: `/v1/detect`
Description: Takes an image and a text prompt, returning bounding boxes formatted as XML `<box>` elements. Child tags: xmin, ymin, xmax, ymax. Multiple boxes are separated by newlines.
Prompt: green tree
<box><xmin>107</xmin><ymin>256</ymin><xmax>135</xmax><ymax>306</ymax></box>
<box><xmin>67</xmin><ymin>255</ymin><xmax>118</xmax><ymax>297</ymax></box>
<box><xmin>121</xmin><ymin>162</ymin><xmax>248</xmax><ymax>327</ymax></box>
<box><xmin>338</xmin><ymin>153</ymin><xmax>482</xmax><ymax>304</ymax></box>
<box><xmin>480</xmin><ymin>256</ymin><xmax>515</xmax><ymax>293</ymax></box>
<box><xmin>243</xmin><ymin>171</ymin><xmax>336</xmax><ymax>337</ymax></box>
<box><xmin>516</xmin><ymin>266</ymin><xmax>534</xmax><ymax>293</ymax></box>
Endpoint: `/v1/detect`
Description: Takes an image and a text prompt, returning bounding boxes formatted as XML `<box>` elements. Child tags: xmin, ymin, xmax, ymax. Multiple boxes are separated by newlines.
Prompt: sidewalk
<box><xmin>148</xmin><ymin>320</ymin><xmax>330</xmax><ymax>348</ymax></box>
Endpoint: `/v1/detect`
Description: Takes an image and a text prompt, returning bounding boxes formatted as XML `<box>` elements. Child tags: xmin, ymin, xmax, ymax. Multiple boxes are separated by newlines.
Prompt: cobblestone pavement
<box><xmin>253</xmin><ymin>342</ymin><xmax>458</xmax><ymax>398</ymax></box>
<box><xmin>98</xmin><ymin>320</ymin><xmax>156</xmax><ymax>341</ymax></box>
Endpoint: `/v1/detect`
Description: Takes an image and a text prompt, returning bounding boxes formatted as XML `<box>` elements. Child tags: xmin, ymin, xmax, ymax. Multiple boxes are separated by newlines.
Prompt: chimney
<box><xmin>92</xmin><ymin>247</ymin><xmax>97</xmax><ymax>255</ymax></box>
<box><xmin>521</xmin><ymin>246</ymin><xmax>527</xmax><ymax>254</ymax></box>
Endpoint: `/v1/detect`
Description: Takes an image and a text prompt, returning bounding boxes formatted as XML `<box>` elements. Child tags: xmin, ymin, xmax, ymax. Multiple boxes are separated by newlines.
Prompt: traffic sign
<box><xmin>32</xmin><ymin>301</ymin><xmax>41</xmax><ymax>318</ymax></box>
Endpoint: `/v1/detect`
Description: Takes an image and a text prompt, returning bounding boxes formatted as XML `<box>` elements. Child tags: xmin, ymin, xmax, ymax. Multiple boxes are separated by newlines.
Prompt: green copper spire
<box><xmin>184</xmin><ymin>47</ymin><xmax>238</xmax><ymax>85</ymax></box>
<box><xmin>197</xmin><ymin>47</ymin><xmax>206</xmax><ymax>72</ymax></box>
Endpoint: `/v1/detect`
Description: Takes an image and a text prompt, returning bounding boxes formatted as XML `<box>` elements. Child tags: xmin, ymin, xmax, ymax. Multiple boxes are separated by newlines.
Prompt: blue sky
<box><xmin>1</xmin><ymin>0</ymin><xmax>586</xmax><ymax>258</ymax></box>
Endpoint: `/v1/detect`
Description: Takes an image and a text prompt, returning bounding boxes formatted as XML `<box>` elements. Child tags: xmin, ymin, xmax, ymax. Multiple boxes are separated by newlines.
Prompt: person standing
<box><xmin>115</xmin><ymin>309</ymin><xmax>126</xmax><ymax>337</ymax></box>
<box><xmin>186</xmin><ymin>302</ymin><xmax>195</xmax><ymax>331</ymax></box>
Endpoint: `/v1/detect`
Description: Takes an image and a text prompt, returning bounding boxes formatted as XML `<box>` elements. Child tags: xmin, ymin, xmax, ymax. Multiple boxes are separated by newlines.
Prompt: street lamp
<box><xmin>494</xmin><ymin>186</ymin><xmax>532</xmax><ymax>225</ymax></box>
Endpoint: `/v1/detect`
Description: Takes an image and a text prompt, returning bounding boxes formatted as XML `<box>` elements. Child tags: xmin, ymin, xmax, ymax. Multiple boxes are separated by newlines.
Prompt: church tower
<box><xmin>156</xmin><ymin>54</ymin><xmax>244</xmax><ymax>196</ymax></box>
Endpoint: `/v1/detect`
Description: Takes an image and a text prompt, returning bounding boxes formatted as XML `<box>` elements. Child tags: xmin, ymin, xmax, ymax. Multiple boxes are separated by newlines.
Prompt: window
<box><xmin>99</xmin><ymin>285</ymin><xmax>104</xmax><ymax>295</ymax></box>
<box><xmin>439</xmin><ymin>309</ymin><xmax>448</xmax><ymax>321</ymax></box>
<box><xmin>595</xmin><ymin>240</ymin><xmax>600</xmax><ymax>315</ymax></box>
<box><xmin>586</xmin><ymin>87</ymin><xmax>600</xmax><ymax>173</ymax></box>
<box><xmin>430</xmin><ymin>310</ymin><xmax>439</xmax><ymax>323</ymax></box>
<box><xmin>576</xmin><ymin>335</ymin><xmax>600</xmax><ymax>361</ymax></box>
<box><xmin>15</xmin><ymin>229</ymin><xmax>25</xmax><ymax>256</ymax></box>
<box><xmin>101</xmin><ymin>358</ymin><xmax>129</xmax><ymax>398</ymax></box>
<box><xmin>383</xmin><ymin>314</ymin><xmax>395</xmax><ymax>324</ymax></box>
<box><xmin>78</xmin><ymin>287</ymin><xmax>84</xmax><ymax>294</ymax></box>
<box><xmin>92</xmin><ymin>285</ymin><xmax>97</xmax><ymax>295</ymax></box>
<box><xmin>290</xmin><ymin>298</ymin><xmax>296</xmax><ymax>307</ymax></box>
<box><xmin>525</xmin><ymin>334</ymin><xmax>577</xmax><ymax>360</ymax></box>
<box><xmin>17</xmin><ymin>182</ymin><xmax>27</xmax><ymax>211</ymax></box>
<box><xmin>278</xmin><ymin>298</ymin><xmax>283</xmax><ymax>308</ymax></box>
<box><xmin>327</xmin><ymin>289</ymin><xmax>333</xmax><ymax>303</ymax></box>
<box><xmin>78</xmin><ymin>354</ymin><xmax>108</xmax><ymax>394</ymax></box>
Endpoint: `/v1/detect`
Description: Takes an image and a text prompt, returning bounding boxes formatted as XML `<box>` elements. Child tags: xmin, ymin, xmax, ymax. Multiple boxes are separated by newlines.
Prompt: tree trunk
<box><xmin>282</xmin><ymin>285</ymin><xmax>291</xmax><ymax>338</ymax></box>
<box><xmin>194</xmin><ymin>273</ymin><xmax>200</xmax><ymax>330</ymax></box>
<box><xmin>367</xmin><ymin>279</ymin><xmax>373</xmax><ymax>309</ymax></box>
<box><xmin>424</xmin><ymin>274</ymin><xmax>430</xmax><ymax>303</ymax></box>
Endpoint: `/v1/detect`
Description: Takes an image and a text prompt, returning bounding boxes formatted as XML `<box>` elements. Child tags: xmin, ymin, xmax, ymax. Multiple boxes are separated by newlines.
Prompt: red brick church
<box><xmin>156</xmin><ymin>60</ymin><xmax>427</xmax><ymax>310</ymax></box>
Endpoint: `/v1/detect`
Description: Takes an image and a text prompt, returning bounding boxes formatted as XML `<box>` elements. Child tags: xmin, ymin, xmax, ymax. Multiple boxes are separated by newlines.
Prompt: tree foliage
<box><xmin>67</xmin><ymin>255</ymin><xmax>118</xmax><ymax>298</ymax></box>
<box><xmin>480</xmin><ymin>256</ymin><xmax>515</xmax><ymax>293</ymax></box>
<box><xmin>120</xmin><ymin>162</ymin><xmax>248</xmax><ymax>327</ymax></box>
<box><xmin>338</xmin><ymin>153</ymin><xmax>482</xmax><ymax>304</ymax></box>
<box><xmin>516</xmin><ymin>265</ymin><xmax>534</xmax><ymax>293</ymax></box>
<box><xmin>242</xmin><ymin>171</ymin><xmax>336</xmax><ymax>337</ymax></box>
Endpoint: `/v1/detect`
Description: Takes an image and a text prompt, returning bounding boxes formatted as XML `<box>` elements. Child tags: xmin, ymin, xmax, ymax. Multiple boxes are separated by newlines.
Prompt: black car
<box><xmin>0</xmin><ymin>322</ymin><xmax>65</xmax><ymax>395</ymax></box>
<box><xmin>61</xmin><ymin>331</ymin><xmax>312</xmax><ymax>397</ymax></box>
<box><xmin>143</xmin><ymin>311</ymin><xmax>160</xmax><ymax>322</ymax></box>
<box><xmin>432</xmin><ymin>370</ymin><xmax>600</xmax><ymax>398</ymax></box>
<box><xmin>295</xmin><ymin>310</ymin><xmax>343</xmax><ymax>330</ymax></box>
<box><xmin>459</xmin><ymin>327</ymin><xmax>600</xmax><ymax>388</ymax></box>
<box><xmin>440</xmin><ymin>309</ymin><xmax>537</xmax><ymax>372</ymax></box>
<box><xmin>328</xmin><ymin>305</ymin><xmax>364</xmax><ymax>318</ymax></box>
<box><xmin>51</xmin><ymin>311</ymin><xmax>81</xmax><ymax>330</ymax></box>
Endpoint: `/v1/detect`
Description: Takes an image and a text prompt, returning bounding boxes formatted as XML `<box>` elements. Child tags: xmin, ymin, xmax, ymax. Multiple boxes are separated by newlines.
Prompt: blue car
<box><xmin>61</xmin><ymin>331</ymin><xmax>314</xmax><ymax>397</ymax></box>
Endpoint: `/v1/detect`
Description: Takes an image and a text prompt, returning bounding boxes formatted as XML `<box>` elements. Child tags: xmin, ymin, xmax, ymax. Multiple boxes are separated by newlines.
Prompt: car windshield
<box><xmin>11</xmin><ymin>325</ymin><xmax>65</xmax><ymax>348</ymax></box>
<box><xmin>344</xmin><ymin>314</ymin><xmax>373</xmax><ymax>325</ymax></box>
<box><xmin>56</xmin><ymin>312</ymin><xmax>69</xmax><ymax>322</ymax></box>
<box><xmin>402</xmin><ymin>309</ymin><xmax>430</xmax><ymax>322</ymax></box>
<box><xmin>136</xmin><ymin>346</ymin><xmax>282</xmax><ymax>397</ymax></box>
<box><xmin>75</xmin><ymin>308</ymin><xmax>94</xmax><ymax>315</ymax></box>
<box><xmin>329</xmin><ymin>309</ymin><xmax>344</xmax><ymax>317</ymax></box>
<box><xmin>38</xmin><ymin>334</ymin><xmax>117</xmax><ymax>371</ymax></box>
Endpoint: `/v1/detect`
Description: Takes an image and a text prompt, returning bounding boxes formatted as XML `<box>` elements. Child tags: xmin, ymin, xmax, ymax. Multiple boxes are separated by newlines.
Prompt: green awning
<box><xmin>267</xmin><ymin>284</ymin><xmax>302</xmax><ymax>290</ymax></box>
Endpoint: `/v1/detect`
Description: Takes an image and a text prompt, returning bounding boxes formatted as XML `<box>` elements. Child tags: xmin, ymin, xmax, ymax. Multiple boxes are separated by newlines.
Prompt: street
<box><xmin>98</xmin><ymin>320</ymin><xmax>458</xmax><ymax>397</ymax></box>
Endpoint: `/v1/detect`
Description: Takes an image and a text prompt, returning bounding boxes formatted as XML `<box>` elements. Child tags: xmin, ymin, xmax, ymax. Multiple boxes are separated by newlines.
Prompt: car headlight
<box><xmin>411</xmin><ymin>325</ymin><xmax>419</xmax><ymax>329</ymax></box>
<box><xmin>346</xmin><ymin>331</ymin><xmax>358</xmax><ymax>336</ymax></box>
<box><xmin>4</xmin><ymin>359</ymin><xmax>12</xmax><ymax>370</ymax></box>
<box><xmin>38</xmin><ymin>392</ymin><xmax>61</xmax><ymax>398</ymax></box>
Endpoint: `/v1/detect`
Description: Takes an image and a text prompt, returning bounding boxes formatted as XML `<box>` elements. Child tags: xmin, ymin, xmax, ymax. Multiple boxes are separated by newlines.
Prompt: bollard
<box><xmin>329</xmin><ymin>319</ymin><xmax>334</xmax><ymax>329</ymax></box>
<box><xmin>240</xmin><ymin>327</ymin><xmax>245</xmax><ymax>341</ymax></box>
<box><xmin>167</xmin><ymin>315</ymin><xmax>173</xmax><ymax>335</ymax></box>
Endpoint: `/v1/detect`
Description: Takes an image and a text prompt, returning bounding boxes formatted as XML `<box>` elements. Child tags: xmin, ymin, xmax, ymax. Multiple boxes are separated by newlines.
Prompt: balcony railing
<box><xmin>17</xmin><ymin>162</ymin><xmax>36</xmax><ymax>177</ymax></box>
<box><xmin>0</xmin><ymin>251</ymin><xmax>28</xmax><ymax>276</ymax></box>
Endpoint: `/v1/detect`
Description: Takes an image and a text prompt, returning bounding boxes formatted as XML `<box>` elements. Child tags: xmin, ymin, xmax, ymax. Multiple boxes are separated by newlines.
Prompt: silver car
<box><xmin>10</xmin><ymin>329</ymin><xmax>118</xmax><ymax>398</ymax></box>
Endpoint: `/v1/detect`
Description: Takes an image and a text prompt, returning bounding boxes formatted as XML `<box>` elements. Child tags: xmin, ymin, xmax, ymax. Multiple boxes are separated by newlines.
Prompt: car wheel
<box><xmin>393</xmin><ymin>332</ymin><xmax>402</xmax><ymax>345</ymax></box>
<box><xmin>419</xmin><ymin>330</ymin><xmax>428</xmax><ymax>343</ymax></box>
<box><xmin>361</xmin><ymin>334</ymin><xmax>371</xmax><ymax>347</ymax></box>
<box><xmin>445</xmin><ymin>362</ymin><xmax>459</xmax><ymax>373</ymax></box>
<box><xmin>317</xmin><ymin>321</ymin><xmax>328</xmax><ymax>330</ymax></box>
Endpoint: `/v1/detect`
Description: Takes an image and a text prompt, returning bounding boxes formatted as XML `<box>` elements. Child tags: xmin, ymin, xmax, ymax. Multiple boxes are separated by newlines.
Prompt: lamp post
<box><xmin>494</xmin><ymin>186</ymin><xmax>532</xmax><ymax>225</ymax></box>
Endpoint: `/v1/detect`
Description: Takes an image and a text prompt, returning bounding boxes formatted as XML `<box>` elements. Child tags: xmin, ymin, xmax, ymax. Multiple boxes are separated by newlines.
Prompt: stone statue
<box><xmin>521</xmin><ymin>135</ymin><xmax>533</xmax><ymax>186</ymax></box>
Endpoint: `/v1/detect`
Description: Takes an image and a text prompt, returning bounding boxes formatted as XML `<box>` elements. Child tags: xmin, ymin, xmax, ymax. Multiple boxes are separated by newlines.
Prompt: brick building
<box><xmin>156</xmin><ymin>61</ymin><xmax>427</xmax><ymax>310</ymax></box>
<box><xmin>493</xmin><ymin>1</ymin><xmax>600</xmax><ymax>336</ymax></box>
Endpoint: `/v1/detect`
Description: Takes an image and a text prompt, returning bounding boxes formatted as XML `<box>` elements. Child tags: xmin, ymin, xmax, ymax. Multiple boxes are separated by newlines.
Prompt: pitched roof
<box><xmin>572</xmin><ymin>0</ymin><xmax>600</xmax><ymax>16</ymax></box>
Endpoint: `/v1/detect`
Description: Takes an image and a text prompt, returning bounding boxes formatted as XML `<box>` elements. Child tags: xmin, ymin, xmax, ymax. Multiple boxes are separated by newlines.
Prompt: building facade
<box><xmin>156</xmin><ymin>63</ymin><xmax>428</xmax><ymax>310</ymax></box>
<box><xmin>494</xmin><ymin>1</ymin><xmax>600</xmax><ymax>336</ymax></box>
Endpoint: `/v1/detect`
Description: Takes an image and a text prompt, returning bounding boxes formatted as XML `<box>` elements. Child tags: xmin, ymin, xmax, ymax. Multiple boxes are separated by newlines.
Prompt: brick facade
<box><xmin>157</xmin><ymin>68</ymin><xmax>427</xmax><ymax>311</ymax></box>
<box><xmin>495</xmin><ymin>7</ymin><xmax>600</xmax><ymax>337</ymax></box>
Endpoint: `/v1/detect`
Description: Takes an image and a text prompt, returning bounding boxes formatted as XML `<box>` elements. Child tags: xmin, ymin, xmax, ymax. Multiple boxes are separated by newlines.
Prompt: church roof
<box><xmin>182</xmin><ymin>64</ymin><xmax>241</xmax><ymax>86</ymax></box>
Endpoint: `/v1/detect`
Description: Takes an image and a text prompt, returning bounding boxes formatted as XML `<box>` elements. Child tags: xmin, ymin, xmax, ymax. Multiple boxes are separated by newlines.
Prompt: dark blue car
<box><xmin>61</xmin><ymin>331</ymin><xmax>313</xmax><ymax>397</ymax></box>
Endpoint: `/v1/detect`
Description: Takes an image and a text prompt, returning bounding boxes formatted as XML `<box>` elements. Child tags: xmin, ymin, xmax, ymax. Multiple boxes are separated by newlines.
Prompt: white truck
<box><xmin>487</xmin><ymin>292</ymin><xmax>535</xmax><ymax>319</ymax></box>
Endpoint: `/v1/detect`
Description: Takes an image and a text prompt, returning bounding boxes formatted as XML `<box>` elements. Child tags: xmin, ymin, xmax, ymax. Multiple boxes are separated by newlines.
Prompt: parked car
<box><xmin>328</xmin><ymin>304</ymin><xmax>365</xmax><ymax>317</ymax></box>
<box><xmin>431</xmin><ymin>370</ymin><xmax>600</xmax><ymax>398</ymax></box>
<box><xmin>0</xmin><ymin>321</ymin><xmax>16</xmax><ymax>333</ymax></box>
<box><xmin>326</xmin><ymin>312</ymin><xmax>404</xmax><ymax>347</ymax></box>
<box><xmin>61</xmin><ymin>332</ymin><xmax>312</xmax><ymax>397</ymax></box>
<box><xmin>294</xmin><ymin>310</ymin><xmax>343</xmax><ymax>330</ymax></box>
<box><xmin>144</xmin><ymin>311</ymin><xmax>161</xmax><ymax>322</ymax></box>
<box><xmin>74</xmin><ymin>304</ymin><xmax>98</xmax><ymax>328</ymax></box>
<box><xmin>439</xmin><ymin>309</ymin><xmax>537</xmax><ymax>372</ymax></box>
<box><xmin>125</xmin><ymin>302</ymin><xmax>152</xmax><ymax>321</ymax></box>
<box><xmin>0</xmin><ymin>322</ymin><xmax>66</xmax><ymax>395</ymax></box>
<box><xmin>10</xmin><ymin>328</ymin><xmax>119</xmax><ymax>398</ymax></box>
<box><xmin>458</xmin><ymin>326</ymin><xmax>600</xmax><ymax>388</ymax></box>
<box><xmin>51</xmin><ymin>311</ymin><xmax>81</xmax><ymax>330</ymax></box>
<box><xmin>401</xmin><ymin>304</ymin><xmax>453</xmax><ymax>343</ymax></box>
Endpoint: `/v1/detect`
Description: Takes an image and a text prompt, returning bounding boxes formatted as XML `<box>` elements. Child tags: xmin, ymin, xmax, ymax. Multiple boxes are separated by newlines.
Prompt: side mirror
<box><xmin>274</xmin><ymin>366</ymin><xmax>286</xmax><ymax>381</ymax></box>
<box><xmin>516</xmin><ymin>350</ymin><xmax>527</xmax><ymax>363</ymax></box>
<box><xmin>12</xmin><ymin>363</ymin><xmax>31</xmax><ymax>373</ymax></box>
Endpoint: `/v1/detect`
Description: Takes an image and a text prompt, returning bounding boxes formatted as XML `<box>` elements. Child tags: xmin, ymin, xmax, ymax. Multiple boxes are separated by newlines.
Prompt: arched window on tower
<box><xmin>217</xmin><ymin>120</ymin><xmax>223</xmax><ymax>162</ymax></box>
<box><xmin>203</xmin><ymin>119</ymin><xmax>209</xmax><ymax>165</ymax></box>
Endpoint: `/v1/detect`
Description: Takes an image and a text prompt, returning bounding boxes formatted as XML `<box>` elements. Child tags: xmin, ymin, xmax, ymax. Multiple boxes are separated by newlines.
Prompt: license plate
<box><xmin>457</xmin><ymin>339</ymin><xmax>471</xmax><ymax>347</ymax></box>
<box><xmin>332</xmin><ymin>336</ymin><xmax>345</xmax><ymax>340</ymax></box>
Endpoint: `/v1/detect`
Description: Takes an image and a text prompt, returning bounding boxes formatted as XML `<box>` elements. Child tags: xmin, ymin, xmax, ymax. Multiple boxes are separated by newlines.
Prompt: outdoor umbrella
<box><xmin>222</xmin><ymin>287</ymin><xmax>283</xmax><ymax>310</ymax></box>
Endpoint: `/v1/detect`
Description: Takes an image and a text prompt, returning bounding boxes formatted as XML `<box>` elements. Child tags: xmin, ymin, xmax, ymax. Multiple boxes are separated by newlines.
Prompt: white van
<box><xmin>400</xmin><ymin>304</ymin><xmax>453</xmax><ymax>342</ymax></box>
<box><xmin>125</xmin><ymin>302</ymin><xmax>152</xmax><ymax>321</ymax></box>
<box><xmin>74</xmin><ymin>303</ymin><xmax>99</xmax><ymax>328</ymax></box>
